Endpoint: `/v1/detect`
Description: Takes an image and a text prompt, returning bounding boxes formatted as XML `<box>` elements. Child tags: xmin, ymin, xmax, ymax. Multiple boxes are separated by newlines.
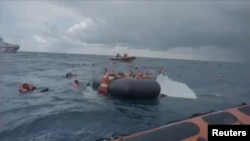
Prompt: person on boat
<box><xmin>135</xmin><ymin>72</ymin><xmax>140</xmax><ymax>79</ymax></box>
<box><xmin>98</xmin><ymin>72</ymin><xmax>121</xmax><ymax>96</ymax></box>
<box><xmin>116</xmin><ymin>53</ymin><xmax>121</xmax><ymax>58</ymax></box>
<box><xmin>122</xmin><ymin>53</ymin><xmax>128</xmax><ymax>58</ymax></box>
<box><xmin>117</xmin><ymin>72</ymin><xmax>126</xmax><ymax>79</ymax></box>
<box><xmin>128</xmin><ymin>73</ymin><xmax>136</xmax><ymax>79</ymax></box>
<box><xmin>143</xmin><ymin>72</ymin><xmax>147</xmax><ymax>79</ymax></box>
<box><xmin>19</xmin><ymin>83</ymin><xmax>36</xmax><ymax>93</ymax></box>
<box><xmin>146</xmin><ymin>72</ymin><xmax>153</xmax><ymax>79</ymax></box>
<box><xmin>135</xmin><ymin>71</ymin><xmax>144</xmax><ymax>79</ymax></box>
<box><xmin>123</xmin><ymin>73</ymin><xmax>130</xmax><ymax>79</ymax></box>
<box><xmin>144</xmin><ymin>72</ymin><xmax>150</xmax><ymax>79</ymax></box>
<box><xmin>129</xmin><ymin>70</ymin><xmax>134</xmax><ymax>76</ymax></box>
<box><xmin>126</xmin><ymin>72</ymin><xmax>132</xmax><ymax>79</ymax></box>
<box><xmin>148</xmin><ymin>72</ymin><xmax>153</xmax><ymax>79</ymax></box>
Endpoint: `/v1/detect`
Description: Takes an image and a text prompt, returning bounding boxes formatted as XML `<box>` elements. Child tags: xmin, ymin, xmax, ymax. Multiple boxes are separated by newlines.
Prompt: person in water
<box><xmin>19</xmin><ymin>83</ymin><xmax>49</xmax><ymax>93</ymax></box>
<box><xmin>98</xmin><ymin>73</ymin><xmax>122</xmax><ymax>96</ymax></box>
<box><xmin>214</xmin><ymin>76</ymin><xmax>222</xmax><ymax>81</ymax></box>
<box><xmin>19</xmin><ymin>83</ymin><xmax>36</xmax><ymax>93</ymax></box>
<box><xmin>66</xmin><ymin>72</ymin><xmax>77</xmax><ymax>78</ymax></box>
<box><xmin>72</xmin><ymin>75</ymin><xmax>90</xmax><ymax>92</ymax></box>
<box><xmin>73</xmin><ymin>80</ymin><xmax>80</xmax><ymax>88</ymax></box>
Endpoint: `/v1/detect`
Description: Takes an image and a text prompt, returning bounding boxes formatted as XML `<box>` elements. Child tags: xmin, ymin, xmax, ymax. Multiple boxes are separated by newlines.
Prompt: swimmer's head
<box><xmin>22</xmin><ymin>83</ymin><xmax>29</xmax><ymax>90</ymax></box>
<box><xmin>74</xmin><ymin>80</ymin><xmax>80</xmax><ymax>84</ymax></box>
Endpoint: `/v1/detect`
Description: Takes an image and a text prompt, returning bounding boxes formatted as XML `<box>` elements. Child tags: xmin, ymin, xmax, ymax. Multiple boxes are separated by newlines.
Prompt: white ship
<box><xmin>0</xmin><ymin>36</ymin><xmax>20</xmax><ymax>53</ymax></box>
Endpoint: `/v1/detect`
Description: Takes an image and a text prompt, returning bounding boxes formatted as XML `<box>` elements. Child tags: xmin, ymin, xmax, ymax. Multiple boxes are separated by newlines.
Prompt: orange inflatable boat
<box><xmin>108</xmin><ymin>103</ymin><xmax>250</xmax><ymax>141</ymax></box>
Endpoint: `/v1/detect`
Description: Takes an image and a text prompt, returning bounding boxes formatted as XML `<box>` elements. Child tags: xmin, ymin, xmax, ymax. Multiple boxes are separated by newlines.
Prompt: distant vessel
<box><xmin>110</xmin><ymin>53</ymin><xmax>136</xmax><ymax>62</ymax></box>
<box><xmin>0</xmin><ymin>36</ymin><xmax>20</xmax><ymax>53</ymax></box>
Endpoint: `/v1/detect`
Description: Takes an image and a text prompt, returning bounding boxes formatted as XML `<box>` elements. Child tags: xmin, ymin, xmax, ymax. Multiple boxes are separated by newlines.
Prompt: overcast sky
<box><xmin>0</xmin><ymin>1</ymin><xmax>249</xmax><ymax>62</ymax></box>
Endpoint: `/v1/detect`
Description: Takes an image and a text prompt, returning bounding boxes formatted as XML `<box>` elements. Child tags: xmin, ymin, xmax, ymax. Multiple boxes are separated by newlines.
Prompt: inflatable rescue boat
<box><xmin>110</xmin><ymin>56</ymin><xmax>136</xmax><ymax>62</ymax></box>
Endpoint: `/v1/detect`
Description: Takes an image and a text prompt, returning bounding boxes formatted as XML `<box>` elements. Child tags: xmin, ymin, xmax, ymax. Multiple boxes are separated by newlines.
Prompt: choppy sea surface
<box><xmin>0</xmin><ymin>52</ymin><xmax>250</xmax><ymax>141</ymax></box>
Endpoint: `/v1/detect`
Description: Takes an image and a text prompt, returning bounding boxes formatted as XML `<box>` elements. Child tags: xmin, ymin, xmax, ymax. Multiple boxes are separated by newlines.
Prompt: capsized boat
<box><xmin>92</xmin><ymin>74</ymin><xmax>160</xmax><ymax>99</ymax></box>
<box><xmin>92</xmin><ymin>73</ymin><xmax>197</xmax><ymax>100</ymax></box>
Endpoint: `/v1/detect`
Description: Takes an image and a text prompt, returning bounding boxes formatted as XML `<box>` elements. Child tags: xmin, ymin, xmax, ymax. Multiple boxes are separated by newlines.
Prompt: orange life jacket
<box><xmin>98</xmin><ymin>74</ymin><xmax>115</xmax><ymax>95</ymax></box>
<box><xmin>136</xmin><ymin>72</ymin><xmax>141</xmax><ymax>79</ymax></box>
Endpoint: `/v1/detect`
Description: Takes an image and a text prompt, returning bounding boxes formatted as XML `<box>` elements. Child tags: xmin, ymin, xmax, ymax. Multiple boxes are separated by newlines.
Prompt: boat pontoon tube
<box><xmin>108</xmin><ymin>79</ymin><xmax>161</xmax><ymax>99</ymax></box>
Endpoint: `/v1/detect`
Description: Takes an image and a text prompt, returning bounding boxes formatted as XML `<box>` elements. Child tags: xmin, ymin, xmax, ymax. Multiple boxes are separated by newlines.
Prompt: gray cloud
<box><xmin>49</xmin><ymin>1</ymin><xmax>250</xmax><ymax>61</ymax></box>
<box><xmin>1</xmin><ymin>1</ymin><xmax>249</xmax><ymax>62</ymax></box>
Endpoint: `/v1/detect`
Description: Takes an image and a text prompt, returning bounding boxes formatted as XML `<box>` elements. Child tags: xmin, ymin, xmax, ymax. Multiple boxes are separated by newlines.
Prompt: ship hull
<box><xmin>0</xmin><ymin>46</ymin><xmax>20</xmax><ymax>53</ymax></box>
<box><xmin>0</xmin><ymin>36</ymin><xmax>20</xmax><ymax>53</ymax></box>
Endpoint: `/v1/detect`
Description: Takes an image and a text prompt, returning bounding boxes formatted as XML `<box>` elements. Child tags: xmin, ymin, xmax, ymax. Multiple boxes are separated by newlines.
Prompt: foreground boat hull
<box><xmin>110</xmin><ymin>103</ymin><xmax>250</xmax><ymax>141</ymax></box>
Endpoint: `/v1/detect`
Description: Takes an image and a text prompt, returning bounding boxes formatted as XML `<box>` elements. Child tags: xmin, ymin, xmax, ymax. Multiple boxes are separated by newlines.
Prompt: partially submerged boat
<box><xmin>0</xmin><ymin>36</ymin><xmax>20</xmax><ymax>53</ymax></box>
<box><xmin>92</xmin><ymin>75</ymin><xmax>160</xmax><ymax>99</ymax></box>
<box><xmin>92</xmin><ymin>73</ymin><xmax>197</xmax><ymax>99</ymax></box>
